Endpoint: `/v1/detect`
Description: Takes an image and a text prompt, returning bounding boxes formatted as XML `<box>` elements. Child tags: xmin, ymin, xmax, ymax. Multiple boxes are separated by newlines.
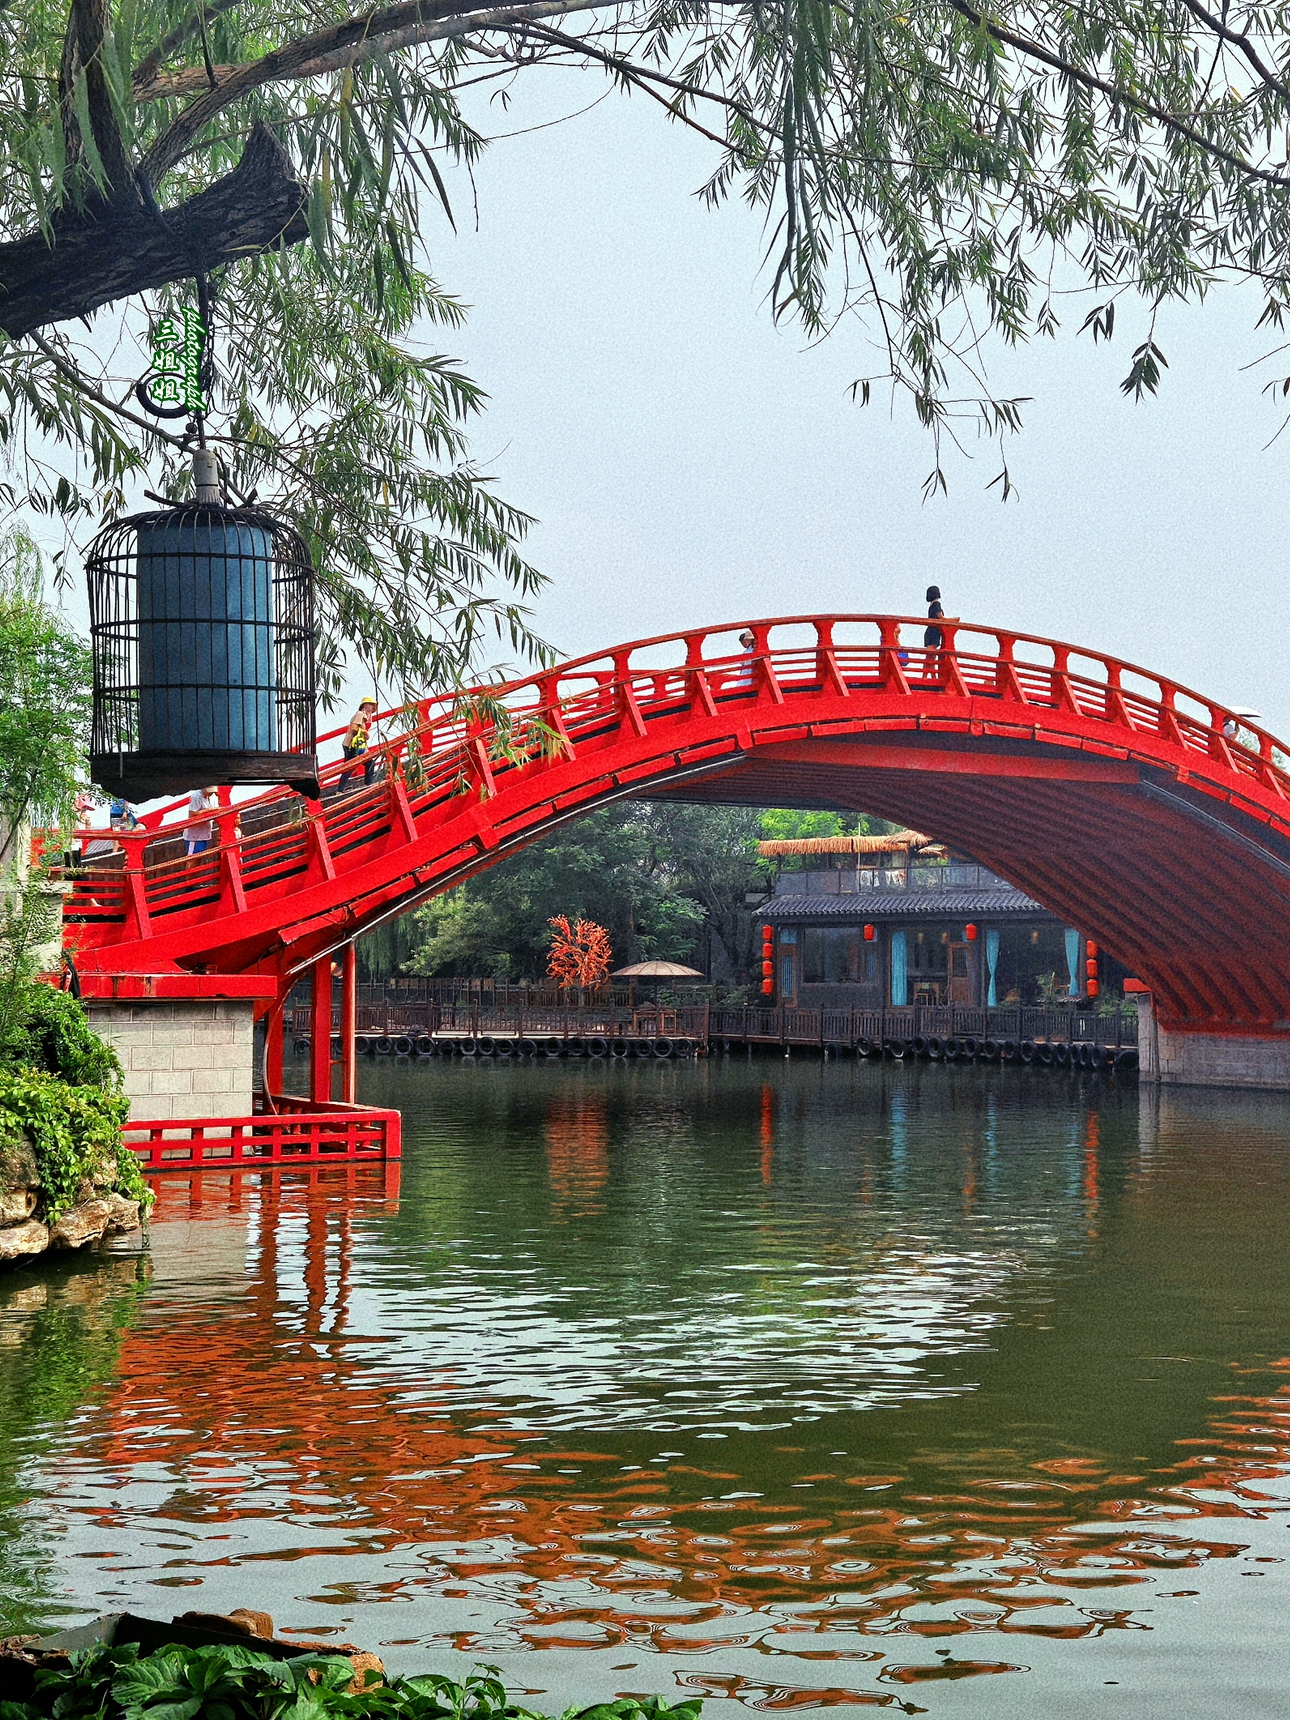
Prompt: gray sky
<box><xmin>414</xmin><ymin>69</ymin><xmax>1290</xmax><ymax>738</ymax></box>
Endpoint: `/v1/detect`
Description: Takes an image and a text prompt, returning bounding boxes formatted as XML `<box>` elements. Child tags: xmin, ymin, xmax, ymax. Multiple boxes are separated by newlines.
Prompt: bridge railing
<box><xmin>64</xmin><ymin>616</ymin><xmax>1290</xmax><ymax>943</ymax></box>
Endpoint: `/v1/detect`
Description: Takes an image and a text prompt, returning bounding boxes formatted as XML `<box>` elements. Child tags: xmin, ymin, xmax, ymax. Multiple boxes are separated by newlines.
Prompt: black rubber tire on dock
<box><xmin>415</xmin><ymin>1036</ymin><xmax>434</xmax><ymax>1056</ymax></box>
<box><xmin>460</xmin><ymin>1039</ymin><xmax>478</xmax><ymax>1057</ymax></box>
<box><xmin>1116</xmin><ymin>1047</ymin><xmax>1140</xmax><ymax>1071</ymax></box>
<box><xmin>356</xmin><ymin>1036</ymin><xmax>374</xmax><ymax>1055</ymax></box>
<box><xmin>1002</xmin><ymin>1039</ymin><xmax>1018</xmax><ymax>1061</ymax></box>
<box><xmin>883</xmin><ymin>1038</ymin><xmax>906</xmax><ymax>1059</ymax></box>
<box><xmin>292</xmin><ymin>1037</ymin><xmax>309</xmax><ymax>1056</ymax></box>
<box><xmin>566</xmin><ymin>1036</ymin><xmax>585</xmax><ymax>1057</ymax></box>
<box><xmin>393</xmin><ymin>1035</ymin><xmax>413</xmax><ymax>1057</ymax></box>
<box><xmin>1078</xmin><ymin>1044</ymin><xmax>1094</xmax><ymax>1068</ymax></box>
<box><xmin>912</xmin><ymin>1035</ymin><xmax>929</xmax><ymax>1057</ymax></box>
<box><xmin>496</xmin><ymin>1038</ymin><xmax>515</xmax><ymax>1057</ymax></box>
<box><xmin>943</xmin><ymin>1039</ymin><xmax>961</xmax><ymax>1061</ymax></box>
<box><xmin>1038</xmin><ymin>1043</ymin><xmax>1055</xmax><ymax>1065</ymax></box>
<box><xmin>633</xmin><ymin>1039</ymin><xmax>653</xmax><ymax>1058</ymax></box>
<box><xmin>926</xmin><ymin>1036</ymin><xmax>943</xmax><ymax>1059</ymax></box>
<box><xmin>983</xmin><ymin>1038</ymin><xmax>1000</xmax><ymax>1060</ymax></box>
<box><xmin>543</xmin><ymin>1037</ymin><xmax>562</xmax><ymax>1058</ymax></box>
<box><xmin>653</xmin><ymin>1038</ymin><xmax>673</xmax><ymax>1057</ymax></box>
<box><xmin>674</xmin><ymin>1038</ymin><xmax>694</xmax><ymax>1057</ymax></box>
<box><xmin>961</xmin><ymin>1036</ymin><xmax>979</xmax><ymax>1059</ymax></box>
<box><xmin>855</xmin><ymin>1036</ymin><xmax>875</xmax><ymax>1057</ymax></box>
<box><xmin>517</xmin><ymin>1038</ymin><xmax>538</xmax><ymax>1057</ymax></box>
<box><xmin>588</xmin><ymin>1036</ymin><xmax>608</xmax><ymax>1057</ymax></box>
<box><xmin>1053</xmin><ymin>1042</ymin><xmax>1071</xmax><ymax>1066</ymax></box>
<box><xmin>610</xmin><ymin>1038</ymin><xmax>630</xmax><ymax>1058</ymax></box>
<box><xmin>474</xmin><ymin>1036</ymin><xmax>494</xmax><ymax>1056</ymax></box>
<box><xmin>1020</xmin><ymin>1040</ymin><xmax>1035</xmax><ymax>1063</ymax></box>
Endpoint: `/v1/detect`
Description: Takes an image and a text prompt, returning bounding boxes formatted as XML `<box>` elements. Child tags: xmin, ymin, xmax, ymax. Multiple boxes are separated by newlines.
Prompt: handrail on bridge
<box><xmin>63</xmin><ymin>615</ymin><xmax>1290</xmax><ymax>963</ymax></box>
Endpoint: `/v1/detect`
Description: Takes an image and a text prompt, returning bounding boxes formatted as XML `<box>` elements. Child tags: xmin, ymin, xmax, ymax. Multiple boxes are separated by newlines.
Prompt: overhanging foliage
<box><xmin>4</xmin><ymin>0</ymin><xmax>1290</xmax><ymax>662</ymax></box>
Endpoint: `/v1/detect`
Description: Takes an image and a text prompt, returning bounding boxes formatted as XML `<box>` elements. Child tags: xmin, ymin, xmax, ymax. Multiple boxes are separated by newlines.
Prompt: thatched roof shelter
<box><xmin>756</xmin><ymin>829</ymin><xmax>946</xmax><ymax>859</ymax></box>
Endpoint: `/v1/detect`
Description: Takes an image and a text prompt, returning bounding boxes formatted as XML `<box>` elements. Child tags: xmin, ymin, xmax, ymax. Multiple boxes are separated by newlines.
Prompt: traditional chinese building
<box><xmin>760</xmin><ymin>832</ymin><xmax>1125</xmax><ymax>1010</ymax></box>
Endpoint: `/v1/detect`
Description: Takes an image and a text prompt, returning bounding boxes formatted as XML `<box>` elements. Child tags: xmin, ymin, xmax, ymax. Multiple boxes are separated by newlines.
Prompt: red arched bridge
<box><xmin>67</xmin><ymin>615</ymin><xmax>1290</xmax><ymax>1063</ymax></box>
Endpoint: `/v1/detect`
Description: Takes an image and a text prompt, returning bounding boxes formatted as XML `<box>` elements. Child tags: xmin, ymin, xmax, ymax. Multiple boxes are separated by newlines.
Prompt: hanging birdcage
<box><xmin>87</xmin><ymin>476</ymin><xmax>317</xmax><ymax>800</ymax></box>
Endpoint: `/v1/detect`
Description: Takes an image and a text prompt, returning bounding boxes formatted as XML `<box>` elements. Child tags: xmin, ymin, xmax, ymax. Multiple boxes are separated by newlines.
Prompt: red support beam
<box><xmin>265</xmin><ymin>999</ymin><xmax>284</xmax><ymax>1097</ymax></box>
<box><xmin>310</xmin><ymin>954</ymin><xmax>333</xmax><ymax>1105</ymax></box>
<box><xmin>340</xmin><ymin>941</ymin><xmax>357</xmax><ymax>1105</ymax></box>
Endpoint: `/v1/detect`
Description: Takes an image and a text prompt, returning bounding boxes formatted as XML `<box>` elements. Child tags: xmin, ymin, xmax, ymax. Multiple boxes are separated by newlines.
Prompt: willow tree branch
<box><xmin>70</xmin><ymin>0</ymin><xmax>134</xmax><ymax>193</ymax></box>
<box><xmin>0</xmin><ymin>123</ymin><xmax>309</xmax><ymax>337</ymax></box>
<box><xmin>1173</xmin><ymin>0</ymin><xmax>1290</xmax><ymax>106</ymax></box>
<box><xmin>141</xmin><ymin>0</ymin><xmax>608</xmax><ymax>180</ymax></box>
<box><xmin>25</xmin><ymin>329</ymin><xmax>189</xmax><ymax>445</ymax></box>
<box><xmin>132</xmin><ymin>0</ymin><xmax>243</xmax><ymax>90</ymax></box>
<box><xmin>515</xmin><ymin>19</ymin><xmax>772</xmax><ymax>136</ymax></box>
<box><xmin>946</xmin><ymin>0</ymin><xmax>1290</xmax><ymax>187</ymax></box>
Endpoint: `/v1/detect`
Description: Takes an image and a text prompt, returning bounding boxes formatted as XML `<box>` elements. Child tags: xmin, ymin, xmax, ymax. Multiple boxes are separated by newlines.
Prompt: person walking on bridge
<box><xmin>340</xmin><ymin>696</ymin><xmax>379</xmax><ymax>791</ymax></box>
<box><xmin>924</xmin><ymin>586</ymin><xmax>946</xmax><ymax>649</ymax></box>
<box><xmin>185</xmin><ymin>788</ymin><xmax>218</xmax><ymax>857</ymax></box>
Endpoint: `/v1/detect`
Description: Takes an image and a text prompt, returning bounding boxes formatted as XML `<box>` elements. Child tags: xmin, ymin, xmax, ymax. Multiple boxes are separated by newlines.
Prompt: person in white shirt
<box><xmin>186</xmin><ymin>787</ymin><xmax>218</xmax><ymax>855</ymax></box>
<box><xmin>731</xmin><ymin>630</ymin><xmax>756</xmax><ymax>690</ymax></box>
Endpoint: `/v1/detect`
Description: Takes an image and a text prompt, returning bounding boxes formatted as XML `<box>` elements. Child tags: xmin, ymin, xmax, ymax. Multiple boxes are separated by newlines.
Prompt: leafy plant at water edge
<box><xmin>0</xmin><ymin>1067</ymin><xmax>147</xmax><ymax>1222</ymax></box>
<box><xmin>10</xmin><ymin>1644</ymin><xmax>704</xmax><ymax>1720</ymax></box>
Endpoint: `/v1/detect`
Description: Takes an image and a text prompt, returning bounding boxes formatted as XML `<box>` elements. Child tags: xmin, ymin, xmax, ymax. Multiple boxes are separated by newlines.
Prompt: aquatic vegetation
<box><xmin>6</xmin><ymin>1646</ymin><xmax>702</xmax><ymax>1720</ymax></box>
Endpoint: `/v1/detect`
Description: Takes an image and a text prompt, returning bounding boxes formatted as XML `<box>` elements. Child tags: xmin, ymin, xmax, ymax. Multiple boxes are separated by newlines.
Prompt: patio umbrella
<box><xmin>610</xmin><ymin>960</ymin><xmax>706</xmax><ymax>978</ymax></box>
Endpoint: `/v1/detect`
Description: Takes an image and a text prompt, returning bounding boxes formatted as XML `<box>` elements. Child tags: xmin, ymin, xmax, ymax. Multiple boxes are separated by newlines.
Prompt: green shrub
<box><xmin>4</xmin><ymin>1644</ymin><xmax>703</xmax><ymax>1720</ymax></box>
<box><xmin>0</xmin><ymin>1068</ymin><xmax>147</xmax><ymax>1222</ymax></box>
<box><xmin>0</xmin><ymin>984</ymin><xmax>122</xmax><ymax>1091</ymax></box>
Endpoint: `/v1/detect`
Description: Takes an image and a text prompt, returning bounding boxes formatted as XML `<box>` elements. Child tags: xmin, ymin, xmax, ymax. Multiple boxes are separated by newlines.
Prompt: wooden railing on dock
<box><xmin>712</xmin><ymin>1003</ymin><xmax>1138</xmax><ymax>1053</ymax></box>
<box><xmin>288</xmin><ymin>1000</ymin><xmax>712</xmax><ymax>1048</ymax></box>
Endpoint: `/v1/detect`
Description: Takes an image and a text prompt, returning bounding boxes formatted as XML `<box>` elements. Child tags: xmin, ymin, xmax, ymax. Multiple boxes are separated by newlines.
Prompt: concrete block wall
<box><xmin>1137</xmin><ymin>993</ymin><xmax>1290</xmax><ymax>1092</ymax></box>
<box><xmin>86</xmin><ymin>998</ymin><xmax>256</xmax><ymax>1121</ymax></box>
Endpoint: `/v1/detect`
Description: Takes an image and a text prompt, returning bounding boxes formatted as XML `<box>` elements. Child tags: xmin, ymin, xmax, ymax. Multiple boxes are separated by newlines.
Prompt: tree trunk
<box><xmin>0</xmin><ymin>124</ymin><xmax>309</xmax><ymax>339</ymax></box>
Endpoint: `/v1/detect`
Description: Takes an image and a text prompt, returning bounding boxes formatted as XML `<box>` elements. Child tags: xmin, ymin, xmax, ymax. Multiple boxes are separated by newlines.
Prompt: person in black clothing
<box><xmin>924</xmin><ymin>585</ymin><xmax>945</xmax><ymax>649</ymax></box>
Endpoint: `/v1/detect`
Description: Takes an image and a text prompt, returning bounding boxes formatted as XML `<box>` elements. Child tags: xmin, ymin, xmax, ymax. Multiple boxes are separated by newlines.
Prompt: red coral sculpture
<box><xmin>547</xmin><ymin>916</ymin><xmax>612</xmax><ymax>990</ymax></box>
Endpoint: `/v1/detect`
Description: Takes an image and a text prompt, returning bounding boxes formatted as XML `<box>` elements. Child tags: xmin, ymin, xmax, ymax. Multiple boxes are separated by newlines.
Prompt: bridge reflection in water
<box><xmin>5</xmin><ymin>1061</ymin><xmax>1290</xmax><ymax>1710</ymax></box>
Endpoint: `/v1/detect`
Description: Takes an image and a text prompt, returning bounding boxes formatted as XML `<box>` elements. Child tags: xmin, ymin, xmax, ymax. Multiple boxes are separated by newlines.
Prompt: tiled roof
<box><xmin>764</xmin><ymin>888</ymin><xmax>1049</xmax><ymax>921</ymax></box>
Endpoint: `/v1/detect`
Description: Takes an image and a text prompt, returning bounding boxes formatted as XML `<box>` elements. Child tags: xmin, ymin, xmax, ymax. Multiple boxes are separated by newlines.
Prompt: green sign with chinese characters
<box><xmin>148</xmin><ymin>309</ymin><xmax>206</xmax><ymax>413</ymax></box>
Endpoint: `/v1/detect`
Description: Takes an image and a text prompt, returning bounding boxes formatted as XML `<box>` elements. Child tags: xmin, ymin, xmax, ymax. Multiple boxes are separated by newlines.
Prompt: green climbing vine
<box><xmin>0</xmin><ymin>1068</ymin><xmax>146</xmax><ymax>1223</ymax></box>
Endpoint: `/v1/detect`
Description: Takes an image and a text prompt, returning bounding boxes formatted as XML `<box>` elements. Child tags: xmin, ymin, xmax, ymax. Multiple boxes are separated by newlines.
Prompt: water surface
<box><xmin>3</xmin><ymin>1058</ymin><xmax>1290</xmax><ymax>1717</ymax></box>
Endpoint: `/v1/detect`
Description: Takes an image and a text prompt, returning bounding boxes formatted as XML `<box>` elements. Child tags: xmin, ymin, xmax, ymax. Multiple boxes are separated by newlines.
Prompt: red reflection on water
<box><xmin>760</xmin><ymin>1087</ymin><xmax>774</xmax><ymax>1187</ymax></box>
<box><xmin>545</xmin><ymin>1096</ymin><xmax>610</xmax><ymax>1217</ymax></box>
<box><xmin>68</xmin><ymin>1170</ymin><xmax>1290</xmax><ymax>1657</ymax></box>
<box><xmin>1083</xmin><ymin>1111</ymin><xmax>1099</xmax><ymax>1233</ymax></box>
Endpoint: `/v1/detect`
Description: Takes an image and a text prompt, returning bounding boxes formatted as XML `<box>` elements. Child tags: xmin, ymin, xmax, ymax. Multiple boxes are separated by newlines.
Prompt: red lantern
<box><xmin>863</xmin><ymin>924</ymin><xmax>875</xmax><ymax>941</ymax></box>
<box><xmin>762</xmin><ymin>958</ymin><xmax>774</xmax><ymax>977</ymax></box>
<box><xmin>1086</xmin><ymin>979</ymin><xmax>1100</xmax><ymax>997</ymax></box>
<box><xmin>1085</xmin><ymin>958</ymin><xmax>1098</xmax><ymax>979</ymax></box>
<box><xmin>761</xmin><ymin>977</ymin><xmax>774</xmax><ymax>995</ymax></box>
<box><xmin>762</xmin><ymin>924</ymin><xmax>774</xmax><ymax>941</ymax></box>
<box><xmin>964</xmin><ymin>923</ymin><xmax>978</xmax><ymax>941</ymax></box>
<box><xmin>1086</xmin><ymin>939</ymin><xmax>1098</xmax><ymax>959</ymax></box>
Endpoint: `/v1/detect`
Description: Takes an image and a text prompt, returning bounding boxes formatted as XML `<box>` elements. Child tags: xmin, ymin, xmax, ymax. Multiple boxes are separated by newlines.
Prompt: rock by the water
<box><xmin>0</xmin><ymin>1188</ymin><xmax>36</xmax><ymax>1225</ymax></box>
<box><xmin>49</xmin><ymin>1194</ymin><xmax>141</xmax><ymax>1251</ymax></box>
<box><xmin>0</xmin><ymin>1143</ymin><xmax>39</xmax><ymax>1195</ymax></box>
<box><xmin>0</xmin><ymin>1221</ymin><xmax>49</xmax><ymax>1260</ymax></box>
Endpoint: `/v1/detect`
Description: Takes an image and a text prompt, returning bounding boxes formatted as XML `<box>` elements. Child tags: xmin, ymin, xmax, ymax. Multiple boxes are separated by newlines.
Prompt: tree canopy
<box><xmin>0</xmin><ymin>530</ymin><xmax>91</xmax><ymax>872</ymax></box>
<box><xmin>399</xmin><ymin>801</ymin><xmax>873</xmax><ymax>983</ymax></box>
<box><xmin>4</xmin><ymin>0</ymin><xmax>1290</xmax><ymax>685</ymax></box>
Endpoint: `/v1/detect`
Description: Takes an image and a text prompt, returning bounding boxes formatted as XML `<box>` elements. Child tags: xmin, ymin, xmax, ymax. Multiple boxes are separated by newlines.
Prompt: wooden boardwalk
<box><xmin>712</xmin><ymin>1003</ymin><xmax>1139</xmax><ymax>1068</ymax></box>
